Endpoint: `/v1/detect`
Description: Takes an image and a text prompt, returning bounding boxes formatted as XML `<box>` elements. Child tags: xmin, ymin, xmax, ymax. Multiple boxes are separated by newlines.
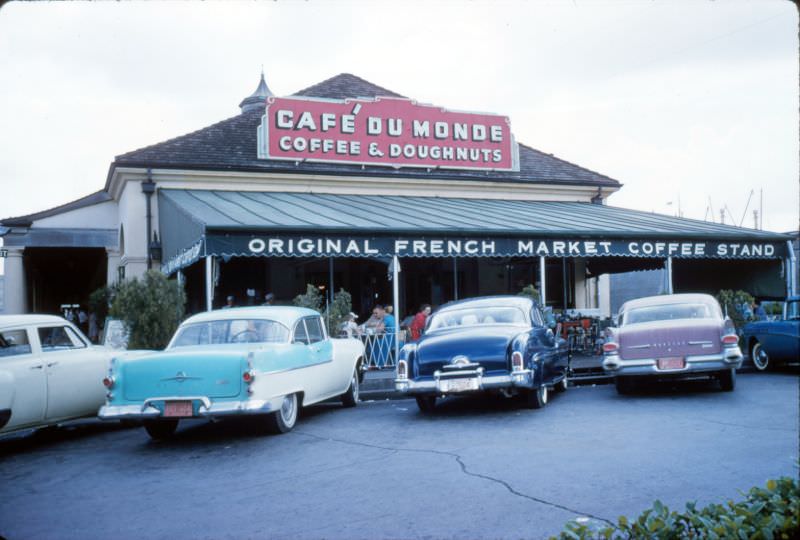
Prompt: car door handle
<box><xmin>47</xmin><ymin>361</ymin><xmax>59</xmax><ymax>367</ymax></box>
<box><xmin>30</xmin><ymin>364</ymin><xmax>44</xmax><ymax>370</ymax></box>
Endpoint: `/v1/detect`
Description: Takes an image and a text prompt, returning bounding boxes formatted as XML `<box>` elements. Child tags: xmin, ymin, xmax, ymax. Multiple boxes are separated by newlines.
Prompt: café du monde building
<box><xmin>1</xmin><ymin>73</ymin><xmax>795</xmax><ymax>318</ymax></box>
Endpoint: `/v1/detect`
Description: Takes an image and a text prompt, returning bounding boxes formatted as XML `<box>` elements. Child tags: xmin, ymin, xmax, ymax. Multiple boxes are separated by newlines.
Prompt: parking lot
<box><xmin>1</xmin><ymin>370</ymin><xmax>797</xmax><ymax>540</ymax></box>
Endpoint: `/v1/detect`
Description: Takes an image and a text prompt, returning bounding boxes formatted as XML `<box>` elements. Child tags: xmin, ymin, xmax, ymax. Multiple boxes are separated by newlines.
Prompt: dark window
<box><xmin>0</xmin><ymin>329</ymin><xmax>32</xmax><ymax>357</ymax></box>
<box><xmin>38</xmin><ymin>326</ymin><xmax>86</xmax><ymax>351</ymax></box>
<box><xmin>306</xmin><ymin>317</ymin><xmax>325</xmax><ymax>343</ymax></box>
<box><xmin>293</xmin><ymin>321</ymin><xmax>310</xmax><ymax>345</ymax></box>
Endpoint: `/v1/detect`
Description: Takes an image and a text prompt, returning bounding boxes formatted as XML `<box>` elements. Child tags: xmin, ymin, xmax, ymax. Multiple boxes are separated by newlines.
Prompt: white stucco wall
<box><xmin>34</xmin><ymin>200</ymin><xmax>118</xmax><ymax>229</ymax></box>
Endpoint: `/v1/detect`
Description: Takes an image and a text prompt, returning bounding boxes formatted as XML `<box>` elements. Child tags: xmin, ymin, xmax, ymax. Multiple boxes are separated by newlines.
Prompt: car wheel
<box><xmin>615</xmin><ymin>376</ymin><xmax>636</xmax><ymax>395</ymax></box>
<box><xmin>265</xmin><ymin>393</ymin><xmax>299</xmax><ymax>434</ymax></box>
<box><xmin>719</xmin><ymin>368</ymin><xmax>736</xmax><ymax>392</ymax></box>
<box><xmin>415</xmin><ymin>395</ymin><xmax>437</xmax><ymax>413</ymax></box>
<box><xmin>554</xmin><ymin>376</ymin><xmax>568</xmax><ymax>393</ymax></box>
<box><xmin>523</xmin><ymin>385</ymin><xmax>548</xmax><ymax>409</ymax></box>
<box><xmin>751</xmin><ymin>342</ymin><xmax>770</xmax><ymax>371</ymax></box>
<box><xmin>144</xmin><ymin>419</ymin><xmax>179</xmax><ymax>440</ymax></box>
<box><xmin>340</xmin><ymin>367</ymin><xmax>360</xmax><ymax>408</ymax></box>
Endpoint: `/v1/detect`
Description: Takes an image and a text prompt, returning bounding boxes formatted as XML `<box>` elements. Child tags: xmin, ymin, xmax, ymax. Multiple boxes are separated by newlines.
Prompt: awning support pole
<box><xmin>539</xmin><ymin>256</ymin><xmax>547</xmax><ymax>307</ymax></box>
<box><xmin>205</xmin><ymin>255</ymin><xmax>214</xmax><ymax>312</ymax></box>
<box><xmin>666</xmin><ymin>256</ymin><xmax>674</xmax><ymax>295</ymax></box>
<box><xmin>392</xmin><ymin>255</ymin><xmax>400</xmax><ymax>363</ymax></box>
<box><xmin>562</xmin><ymin>257</ymin><xmax>568</xmax><ymax>310</ymax></box>
<box><xmin>329</xmin><ymin>257</ymin><xmax>334</xmax><ymax>303</ymax></box>
<box><xmin>787</xmin><ymin>240</ymin><xmax>797</xmax><ymax>296</ymax></box>
<box><xmin>453</xmin><ymin>257</ymin><xmax>458</xmax><ymax>301</ymax></box>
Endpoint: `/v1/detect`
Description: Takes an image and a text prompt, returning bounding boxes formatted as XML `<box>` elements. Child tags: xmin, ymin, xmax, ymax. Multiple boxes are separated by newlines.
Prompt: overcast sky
<box><xmin>0</xmin><ymin>0</ymin><xmax>797</xmax><ymax>273</ymax></box>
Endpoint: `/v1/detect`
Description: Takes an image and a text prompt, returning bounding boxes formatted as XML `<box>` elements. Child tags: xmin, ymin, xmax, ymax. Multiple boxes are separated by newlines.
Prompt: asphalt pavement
<box><xmin>1</xmin><ymin>370</ymin><xmax>797</xmax><ymax>540</ymax></box>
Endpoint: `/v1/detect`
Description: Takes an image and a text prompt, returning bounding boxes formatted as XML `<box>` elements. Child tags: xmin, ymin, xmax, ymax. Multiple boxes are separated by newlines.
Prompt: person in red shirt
<box><xmin>409</xmin><ymin>304</ymin><xmax>432</xmax><ymax>341</ymax></box>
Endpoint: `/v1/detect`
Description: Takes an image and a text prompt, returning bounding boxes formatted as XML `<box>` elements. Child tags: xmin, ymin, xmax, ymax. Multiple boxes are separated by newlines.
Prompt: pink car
<box><xmin>602</xmin><ymin>294</ymin><xmax>743</xmax><ymax>394</ymax></box>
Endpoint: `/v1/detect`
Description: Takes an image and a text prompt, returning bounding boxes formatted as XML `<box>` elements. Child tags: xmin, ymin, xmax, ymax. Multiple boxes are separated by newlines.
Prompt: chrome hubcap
<box><xmin>280</xmin><ymin>394</ymin><xmax>297</xmax><ymax>425</ymax></box>
<box><xmin>753</xmin><ymin>345</ymin><xmax>768</xmax><ymax>370</ymax></box>
<box><xmin>542</xmin><ymin>386</ymin><xmax>548</xmax><ymax>404</ymax></box>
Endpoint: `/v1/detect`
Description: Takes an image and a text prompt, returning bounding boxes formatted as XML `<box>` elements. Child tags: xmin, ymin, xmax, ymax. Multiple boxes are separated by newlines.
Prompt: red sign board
<box><xmin>257</xmin><ymin>96</ymin><xmax>518</xmax><ymax>171</ymax></box>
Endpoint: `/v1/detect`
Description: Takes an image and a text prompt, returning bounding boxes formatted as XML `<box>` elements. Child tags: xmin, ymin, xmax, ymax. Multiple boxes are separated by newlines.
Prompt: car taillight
<box><xmin>102</xmin><ymin>376</ymin><xmax>114</xmax><ymax>389</ymax></box>
<box><xmin>603</xmin><ymin>342</ymin><xmax>619</xmax><ymax>354</ymax></box>
<box><xmin>511</xmin><ymin>351</ymin><xmax>524</xmax><ymax>371</ymax></box>
<box><xmin>243</xmin><ymin>370</ymin><xmax>255</xmax><ymax>383</ymax></box>
<box><xmin>721</xmin><ymin>334</ymin><xmax>738</xmax><ymax>346</ymax></box>
<box><xmin>396</xmin><ymin>360</ymin><xmax>408</xmax><ymax>380</ymax></box>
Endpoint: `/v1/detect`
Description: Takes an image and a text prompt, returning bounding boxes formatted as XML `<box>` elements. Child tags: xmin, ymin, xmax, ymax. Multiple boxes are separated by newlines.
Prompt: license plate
<box><xmin>440</xmin><ymin>378</ymin><xmax>479</xmax><ymax>393</ymax></box>
<box><xmin>164</xmin><ymin>401</ymin><xmax>193</xmax><ymax>417</ymax></box>
<box><xmin>657</xmin><ymin>357</ymin><xmax>685</xmax><ymax>370</ymax></box>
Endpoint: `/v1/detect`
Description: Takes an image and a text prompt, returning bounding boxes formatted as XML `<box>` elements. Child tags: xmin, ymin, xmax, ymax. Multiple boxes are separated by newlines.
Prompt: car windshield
<box><xmin>787</xmin><ymin>300</ymin><xmax>800</xmax><ymax>320</ymax></box>
<box><xmin>427</xmin><ymin>306</ymin><xmax>528</xmax><ymax>332</ymax></box>
<box><xmin>622</xmin><ymin>303</ymin><xmax>715</xmax><ymax>326</ymax></box>
<box><xmin>170</xmin><ymin>319</ymin><xmax>290</xmax><ymax>348</ymax></box>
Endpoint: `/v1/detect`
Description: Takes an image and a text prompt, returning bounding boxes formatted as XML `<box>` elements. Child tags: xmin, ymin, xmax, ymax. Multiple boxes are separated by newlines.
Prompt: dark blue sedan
<box><xmin>394</xmin><ymin>296</ymin><xmax>569</xmax><ymax>413</ymax></box>
<box><xmin>742</xmin><ymin>296</ymin><xmax>800</xmax><ymax>371</ymax></box>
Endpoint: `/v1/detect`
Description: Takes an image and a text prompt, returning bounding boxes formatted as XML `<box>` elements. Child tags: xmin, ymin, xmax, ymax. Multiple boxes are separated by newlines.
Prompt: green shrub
<box><xmin>88</xmin><ymin>285</ymin><xmax>116</xmax><ymax>323</ymax></box>
<box><xmin>292</xmin><ymin>284</ymin><xmax>323</xmax><ymax>312</ymax></box>
<box><xmin>551</xmin><ymin>476</ymin><xmax>800</xmax><ymax>540</ymax></box>
<box><xmin>292</xmin><ymin>284</ymin><xmax>352</xmax><ymax>336</ymax></box>
<box><xmin>716</xmin><ymin>289</ymin><xmax>754</xmax><ymax>331</ymax></box>
<box><xmin>109</xmin><ymin>270</ymin><xmax>186</xmax><ymax>349</ymax></box>
<box><xmin>324</xmin><ymin>288</ymin><xmax>353</xmax><ymax>337</ymax></box>
<box><xmin>518</xmin><ymin>284</ymin><xmax>542</xmax><ymax>304</ymax></box>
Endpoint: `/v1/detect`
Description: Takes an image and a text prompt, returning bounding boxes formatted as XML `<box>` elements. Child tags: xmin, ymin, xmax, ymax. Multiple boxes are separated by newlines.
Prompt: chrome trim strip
<box><xmin>628</xmin><ymin>344</ymin><xmax>651</xmax><ymax>349</ymax></box>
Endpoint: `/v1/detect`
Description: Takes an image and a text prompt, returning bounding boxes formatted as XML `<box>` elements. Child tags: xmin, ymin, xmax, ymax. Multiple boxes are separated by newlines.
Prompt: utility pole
<box><xmin>720</xmin><ymin>208</ymin><xmax>725</xmax><ymax>225</ymax></box>
<box><xmin>753</xmin><ymin>210</ymin><xmax>759</xmax><ymax>230</ymax></box>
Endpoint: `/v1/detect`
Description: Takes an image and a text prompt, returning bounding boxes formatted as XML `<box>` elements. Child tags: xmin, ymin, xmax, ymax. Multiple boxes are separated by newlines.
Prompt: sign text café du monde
<box><xmin>256</xmin><ymin>95</ymin><xmax>519</xmax><ymax>171</ymax></box>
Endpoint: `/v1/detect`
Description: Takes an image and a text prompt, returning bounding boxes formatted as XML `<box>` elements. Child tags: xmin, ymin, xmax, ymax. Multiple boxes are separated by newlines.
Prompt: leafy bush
<box><xmin>518</xmin><ymin>284</ymin><xmax>542</xmax><ymax>304</ymax></box>
<box><xmin>552</xmin><ymin>476</ymin><xmax>799</xmax><ymax>540</ymax></box>
<box><xmin>292</xmin><ymin>284</ymin><xmax>352</xmax><ymax>335</ymax></box>
<box><xmin>88</xmin><ymin>285</ymin><xmax>116</xmax><ymax>323</ymax></box>
<box><xmin>292</xmin><ymin>284</ymin><xmax>323</xmax><ymax>312</ymax></box>
<box><xmin>716</xmin><ymin>289</ymin><xmax>755</xmax><ymax>331</ymax></box>
<box><xmin>109</xmin><ymin>270</ymin><xmax>186</xmax><ymax>349</ymax></box>
<box><xmin>325</xmin><ymin>288</ymin><xmax>353</xmax><ymax>337</ymax></box>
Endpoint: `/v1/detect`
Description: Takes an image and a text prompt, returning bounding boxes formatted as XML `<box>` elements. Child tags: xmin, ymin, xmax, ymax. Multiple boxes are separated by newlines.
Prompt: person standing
<box><xmin>340</xmin><ymin>312</ymin><xmax>360</xmax><ymax>338</ymax></box>
<box><xmin>78</xmin><ymin>307</ymin><xmax>89</xmax><ymax>335</ymax></box>
<box><xmin>751</xmin><ymin>300</ymin><xmax>767</xmax><ymax>321</ymax></box>
<box><xmin>410</xmin><ymin>304</ymin><xmax>431</xmax><ymax>341</ymax></box>
<box><xmin>223</xmin><ymin>295</ymin><xmax>235</xmax><ymax>309</ymax></box>
<box><xmin>263</xmin><ymin>292</ymin><xmax>275</xmax><ymax>306</ymax></box>
<box><xmin>88</xmin><ymin>311</ymin><xmax>99</xmax><ymax>344</ymax></box>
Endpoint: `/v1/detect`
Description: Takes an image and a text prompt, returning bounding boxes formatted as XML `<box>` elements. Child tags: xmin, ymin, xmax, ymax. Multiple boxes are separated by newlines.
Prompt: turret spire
<box><xmin>239</xmin><ymin>71</ymin><xmax>274</xmax><ymax>113</ymax></box>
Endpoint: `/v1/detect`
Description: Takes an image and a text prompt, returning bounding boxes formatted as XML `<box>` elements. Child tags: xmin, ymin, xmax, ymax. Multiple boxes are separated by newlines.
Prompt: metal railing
<box><xmin>339</xmin><ymin>330</ymin><xmax>404</xmax><ymax>369</ymax></box>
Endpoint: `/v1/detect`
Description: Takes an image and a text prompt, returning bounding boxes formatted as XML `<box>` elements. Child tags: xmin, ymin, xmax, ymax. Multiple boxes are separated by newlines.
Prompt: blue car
<box><xmin>742</xmin><ymin>296</ymin><xmax>800</xmax><ymax>371</ymax></box>
<box><xmin>98</xmin><ymin>307</ymin><xmax>364</xmax><ymax>439</ymax></box>
<box><xmin>395</xmin><ymin>296</ymin><xmax>569</xmax><ymax>412</ymax></box>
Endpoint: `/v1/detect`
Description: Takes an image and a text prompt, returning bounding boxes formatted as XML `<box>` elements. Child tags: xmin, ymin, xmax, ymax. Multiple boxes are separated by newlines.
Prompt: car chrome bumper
<box><xmin>602</xmin><ymin>346</ymin><xmax>743</xmax><ymax>377</ymax></box>
<box><xmin>98</xmin><ymin>396</ymin><xmax>276</xmax><ymax>421</ymax></box>
<box><xmin>394</xmin><ymin>367</ymin><xmax>535</xmax><ymax>395</ymax></box>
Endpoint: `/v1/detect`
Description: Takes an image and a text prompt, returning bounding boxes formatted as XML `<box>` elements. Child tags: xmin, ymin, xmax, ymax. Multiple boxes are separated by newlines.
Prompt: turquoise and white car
<box><xmin>98</xmin><ymin>307</ymin><xmax>364</xmax><ymax>439</ymax></box>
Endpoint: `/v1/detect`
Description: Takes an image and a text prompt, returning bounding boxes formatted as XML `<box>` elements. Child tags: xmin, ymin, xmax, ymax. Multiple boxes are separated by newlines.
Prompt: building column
<box><xmin>539</xmin><ymin>256</ymin><xmax>547</xmax><ymax>306</ymax></box>
<box><xmin>106</xmin><ymin>249</ymin><xmax>121</xmax><ymax>286</ymax></box>
<box><xmin>205</xmin><ymin>255</ymin><xmax>214</xmax><ymax>312</ymax></box>
<box><xmin>3</xmin><ymin>247</ymin><xmax>28</xmax><ymax>314</ymax></box>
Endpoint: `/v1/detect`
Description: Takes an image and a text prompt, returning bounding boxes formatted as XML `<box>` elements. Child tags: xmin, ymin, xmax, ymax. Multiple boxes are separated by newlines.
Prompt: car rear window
<box><xmin>170</xmin><ymin>319</ymin><xmax>289</xmax><ymax>347</ymax></box>
<box><xmin>623</xmin><ymin>303</ymin><xmax>713</xmax><ymax>326</ymax></box>
<box><xmin>428</xmin><ymin>306</ymin><xmax>528</xmax><ymax>331</ymax></box>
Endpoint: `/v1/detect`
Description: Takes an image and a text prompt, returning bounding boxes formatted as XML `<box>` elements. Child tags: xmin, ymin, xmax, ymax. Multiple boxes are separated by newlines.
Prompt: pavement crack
<box><xmin>294</xmin><ymin>430</ymin><xmax>615</xmax><ymax>527</ymax></box>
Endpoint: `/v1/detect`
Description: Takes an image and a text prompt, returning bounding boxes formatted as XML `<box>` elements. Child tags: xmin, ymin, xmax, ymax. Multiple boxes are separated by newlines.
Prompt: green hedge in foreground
<box><xmin>552</xmin><ymin>476</ymin><xmax>799</xmax><ymax>540</ymax></box>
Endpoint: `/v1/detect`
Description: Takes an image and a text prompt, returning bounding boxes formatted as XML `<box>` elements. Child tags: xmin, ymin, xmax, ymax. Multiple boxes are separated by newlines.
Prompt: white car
<box><xmin>0</xmin><ymin>314</ymin><xmax>118</xmax><ymax>435</ymax></box>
